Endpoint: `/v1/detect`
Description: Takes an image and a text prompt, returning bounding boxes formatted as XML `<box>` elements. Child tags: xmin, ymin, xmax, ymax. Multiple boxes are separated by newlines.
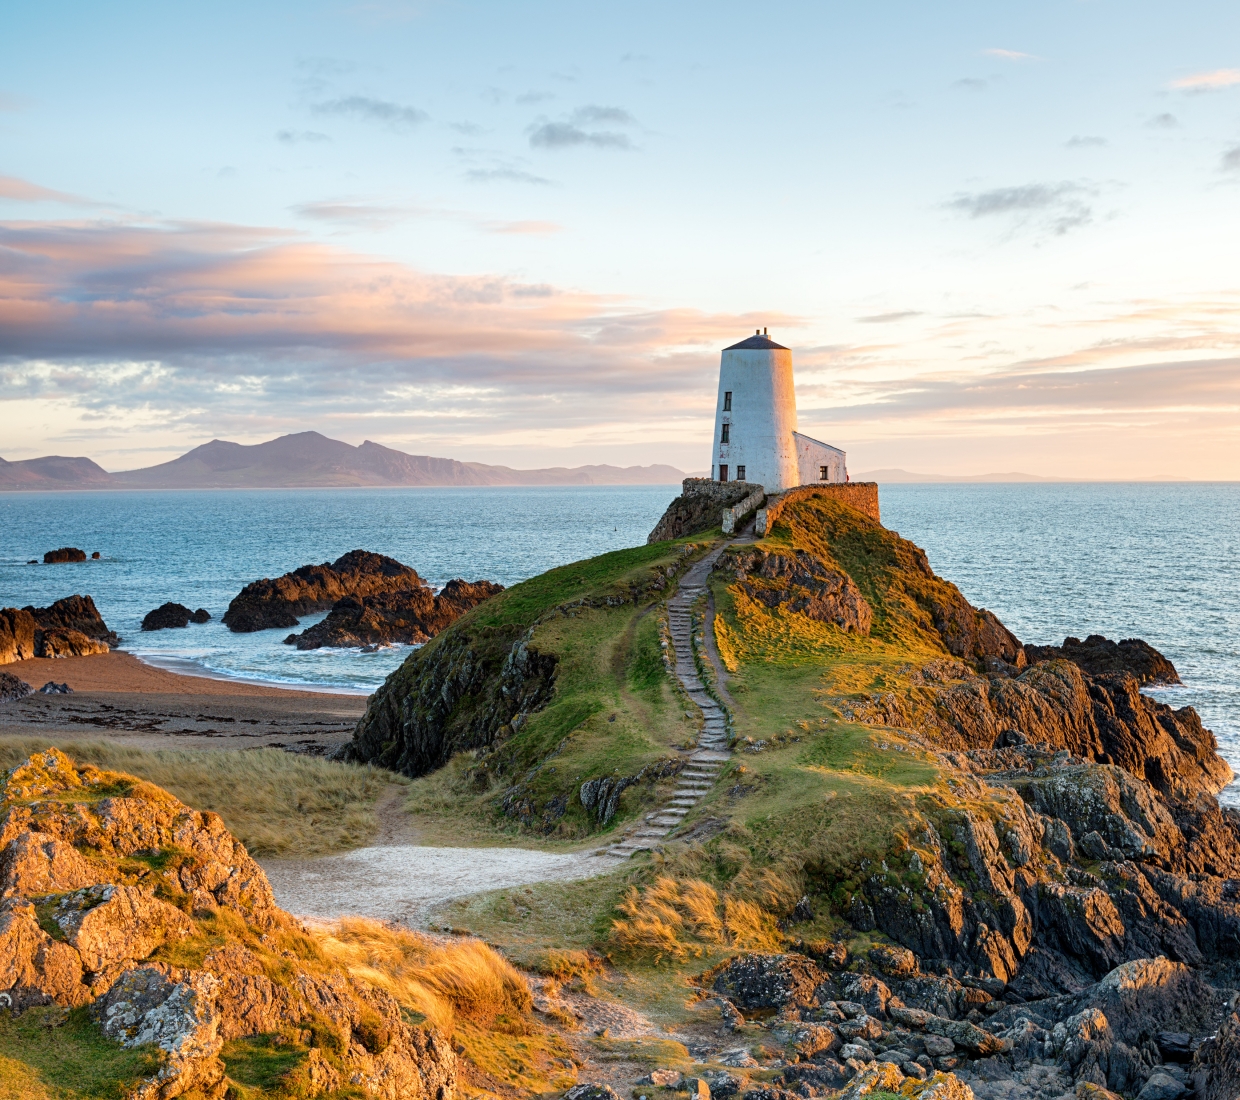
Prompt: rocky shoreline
<box><xmin>0</xmin><ymin>594</ymin><xmax>119</xmax><ymax>664</ymax></box>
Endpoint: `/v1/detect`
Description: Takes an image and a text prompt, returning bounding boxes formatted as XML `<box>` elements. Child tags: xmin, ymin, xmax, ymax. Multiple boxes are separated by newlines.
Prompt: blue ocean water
<box><xmin>1</xmin><ymin>482</ymin><xmax>1236</xmax><ymax>802</ymax></box>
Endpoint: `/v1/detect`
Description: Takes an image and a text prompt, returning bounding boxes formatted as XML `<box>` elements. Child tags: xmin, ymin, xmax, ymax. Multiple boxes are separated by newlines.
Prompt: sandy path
<box><xmin>259</xmin><ymin>844</ymin><xmax>614</xmax><ymax>926</ymax></box>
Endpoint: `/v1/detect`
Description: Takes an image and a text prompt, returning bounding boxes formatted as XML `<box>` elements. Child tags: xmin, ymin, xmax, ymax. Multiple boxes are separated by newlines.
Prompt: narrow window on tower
<box><xmin>720</xmin><ymin>423</ymin><xmax>730</xmax><ymax>444</ymax></box>
<box><xmin>820</xmin><ymin>465</ymin><xmax>830</xmax><ymax>480</ymax></box>
<box><xmin>723</xmin><ymin>391</ymin><xmax>732</xmax><ymax>411</ymax></box>
<box><xmin>737</xmin><ymin>465</ymin><xmax>746</xmax><ymax>481</ymax></box>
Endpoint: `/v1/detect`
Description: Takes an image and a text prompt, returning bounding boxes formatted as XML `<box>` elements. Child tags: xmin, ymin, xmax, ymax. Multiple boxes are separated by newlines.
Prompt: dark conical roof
<box><xmin>724</xmin><ymin>333</ymin><xmax>788</xmax><ymax>351</ymax></box>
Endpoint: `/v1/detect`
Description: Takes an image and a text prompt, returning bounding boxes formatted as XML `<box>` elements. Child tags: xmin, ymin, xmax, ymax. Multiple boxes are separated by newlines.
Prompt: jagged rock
<box><xmin>23</xmin><ymin>594</ymin><xmax>120</xmax><ymax>646</ymax></box>
<box><xmin>43</xmin><ymin>547</ymin><xmax>87</xmax><ymax>563</ymax></box>
<box><xmin>721</xmin><ymin>546</ymin><xmax>873</xmax><ymax>634</ymax></box>
<box><xmin>1192</xmin><ymin>1012</ymin><xmax>1240</xmax><ymax>1100</ymax></box>
<box><xmin>36</xmin><ymin>628</ymin><xmax>109</xmax><ymax>658</ymax></box>
<box><xmin>39</xmin><ymin>682</ymin><xmax>72</xmax><ymax>694</ymax></box>
<box><xmin>834</xmin><ymin>1061</ymin><xmax>906</xmax><ymax>1098</ymax></box>
<box><xmin>888</xmin><ymin>1005</ymin><xmax>1008</xmax><ymax>1056</ymax></box>
<box><xmin>910</xmin><ymin>1073</ymin><xmax>976</xmax><ymax>1100</ymax></box>
<box><xmin>0</xmin><ymin>897</ymin><xmax>88</xmax><ymax>1010</ymax></box>
<box><xmin>838</xmin><ymin>1014</ymin><xmax>884</xmax><ymax>1042</ymax></box>
<box><xmin>783</xmin><ymin>1061</ymin><xmax>848</xmax><ymax>1090</ymax></box>
<box><xmin>0</xmin><ymin>672</ymin><xmax>32</xmax><ymax>701</ymax></box>
<box><xmin>710</xmin><ymin>953</ymin><xmax>825</xmax><ymax>1011</ymax></box>
<box><xmin>0</xmin><ymin>831</ymin><xmax>96</xmax><ymax>897</ymax></box>
<box><xmin>1024</xmin><ymin>635</ymin><xmax>1180</xmax><ymax>686</ymax></box>
<box><xmin>704</xmin><ymin>1069</ymin><xmax>742</xmax><ymax>1096</ymax></box>
<box><xmin>565</xmin><ymin>1086</ymin><xmax>623</xmax><ymax>1100</ymax></box>
<box><xmin>222</xmin><ymin>548</ymin><xmax>429</xmax><ymax>633</ymax></box>
<box><xmin>648</xmin><ymin>479</ymin><xmax>757</xmax><ymax>542</ymax></box>
<box><xmin>286</xmin><ymin>579</ymin><xmax>502</xmax><ymax>649</ymax></box>
<box><xmin>841</xmin><ymin>973</ymin><xmax>893</xmax><ymax>1018</ymax></box>
<box><xmin>53</xmin><ymin>884</ymin><xmax>194</xmax><ymax>974</ymax></box>
<box><xmin>141</xmin><ymin>603</ymin><xmax>210</xmax><ymax>631</ymax></box>
<box><xmin>773</xmin><ymin>1021</ymin><xmax>839</xmax><ymax>1059</ymax></box>
<box><xmin>870</xmin><ymin>943</ymin><xmax>918</xmax><ymax>978</ymax></box>
<box><xmin>0</xmin><ymin>609</ymin><xmax>38</xmax><ymax>665</ymax></box>
<box><xmin>1136</xmin><ymin>1072</ymin><xmax>1186</xmax><ymax>1100</ymax></box>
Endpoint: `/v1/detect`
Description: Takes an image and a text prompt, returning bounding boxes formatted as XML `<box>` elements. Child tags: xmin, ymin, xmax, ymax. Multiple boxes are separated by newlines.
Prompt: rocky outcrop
<box><xmin>0</xmin><ymin>610</ymin><xmax>37</xmax><ymax>665</ymax></box>
<box><xmin>25</xmin><ymin>594</ymin><xmax>120</xmax><ymax>646</ymax></box>
<box><xmin>648</xmin><ymin>479</ymin><xmax>758</xmax><ymax>543</ymax></box>
<box><xmin>285</xmin><ymin>578</ymin><xmax>502</xmax><ymax>650</ymax></box>
<box><xmin>1193</xmin><ymin>1012</ymin><xmax>1240</xmax><ymax>1100</ymax></box>
<box><xmin>222</xmin><ymin>549</ymin><xmax>431</xmax><ymax>632</ymax></box>
<box><xmin>721</xmin><ymin>546</ymin><xmax>873</xmax><ymax>633</ymax></box>
<box><xmin>0</xmin><ymin>596</ymin><xmax>119</xmax><ymax>664</ymax></box>
<box><xmin>0</xmin><ymin>748</ymin><xmax>457</xmax><ymax>1100</ymax></box>
<box><xmin>43</xmin><ymin>547</ymin><xmax>86</xmax><ymax>563</ymax></box>
<box><xmin>1024</xmin><ymin>635</ymin><xmax>1180</xmax><ymax>685</ymax></box>
<box><xmin>0</xmin><ymin>672</ymin><xmax>32</xmax><ymax>702</ymax></box>
<box><xmin>141</xmin><ymin>603</ymin><xmax>211</xmax><ymax>631</ymax></box>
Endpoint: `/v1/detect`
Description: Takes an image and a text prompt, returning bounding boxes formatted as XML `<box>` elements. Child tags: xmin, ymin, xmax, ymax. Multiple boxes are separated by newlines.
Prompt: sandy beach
<box><xmin>0</xmin><ymin>651</ymin><xmax>368</xmax><ymax>753</ymax></box>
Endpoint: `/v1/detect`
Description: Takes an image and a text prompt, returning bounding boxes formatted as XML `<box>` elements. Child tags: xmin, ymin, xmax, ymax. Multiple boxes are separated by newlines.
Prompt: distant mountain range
<box><xmin>0</xmin><ymin>432</ymin><xmax>686</xmax><ymax>490</ymax></box>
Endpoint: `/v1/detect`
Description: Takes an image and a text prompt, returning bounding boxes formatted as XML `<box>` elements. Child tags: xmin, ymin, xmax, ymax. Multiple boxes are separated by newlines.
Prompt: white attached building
<box><xmin>710</xmin><ymin>331</ymin><xmax>847</xmax><ymax>492</ymax></box>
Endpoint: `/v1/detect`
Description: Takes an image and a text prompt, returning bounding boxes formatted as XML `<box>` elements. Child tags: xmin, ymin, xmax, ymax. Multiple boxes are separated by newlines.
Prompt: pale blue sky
<box><xmin>2</xmin><ymin>1</ymin><xmax>1238</xmax><ymax>476</ymax></box>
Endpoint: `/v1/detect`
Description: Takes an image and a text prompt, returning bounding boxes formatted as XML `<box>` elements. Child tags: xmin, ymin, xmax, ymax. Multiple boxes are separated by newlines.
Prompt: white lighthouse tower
<box><xmin>711</xmin><ymin>330</ymin><xmax>846</xmax><ymax>492</ymax></box>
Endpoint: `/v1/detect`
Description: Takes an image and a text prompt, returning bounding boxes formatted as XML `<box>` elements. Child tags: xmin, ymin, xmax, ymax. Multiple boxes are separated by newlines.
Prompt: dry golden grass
<box><xmin>312</xmin><ymin>918</ymin><xmax>576</xmax><ymax>1098</ymax></box>
<box><xmin>0</xmin><ymin>738</ymin><xmax>394</xmax><ymax>857</ymax></box>
<box><xmin>609</xmin><ymin>876</ymin><xmax>783</xmax><ymax>962</ymax></box>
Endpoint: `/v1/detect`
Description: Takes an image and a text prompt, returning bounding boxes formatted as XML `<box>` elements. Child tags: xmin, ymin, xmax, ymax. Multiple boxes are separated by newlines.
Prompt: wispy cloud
<box><xmin>516</xmin><ymin>90</ymin><xmax>555</xmax><ymax>105</ymax></box>
<box><xmin>952</xmin><ymin>78</ymin><xmax>988</xmax><ymax>92</ymax></box>
<box><xmin>983</xmin><ymin>47</ymin><xmax>1039</xmax><ymax>61</ymax></box>
<box><xmin>311</xmin><ymin>95</ymin><xmax>427</xmax><ymax>128</ymax></box>
<box><xmin>530</xmin><ymin>122</ymin><xmax>631</xmax><ymax>149</ymax></box>
<box><xmin>277</xmin><ymin>129</ymin><xmax>331</xmax><ymax>144</ymax></box>
<box><xmin>858</xmin><ymin>311</ymin><xmax>922</xmax><ymax>324</ymax></box>
<box><xmin>293</xmin><ymin>197</ymin><xmax>562</xmax><ymax>234</ymax></box>
<box><xmin>528</xmin><ymin>105</ymin><xmax>637</xmax><ymax>150</ymax></box>
<box><xmin>1145</xmin><ymin>113</ymin><xmax>1179</xmax><ymax>129</ymax></box>
<box><xmin>1065</xmin><ymin>135</ymin><xmax>1107</xmax><ymax>149</ymax></box>
<box><xmin>466</xmin><ymin>167</ymin><xmax>552</xmax><ymax>185</ymax></box>
<box><xmin>1168</xmin><ymin>68</ymin><xmax>1240</xmax><ymax>91</ymax></box>
<box><xmin>945</xmin><ymin>181</ymin><xmax>1096</xmax><ymax>236</ymax></box>
<box><xmin>1223</xmin><ymin>145</ymin><xmax>1240</xmax><ymax>172</ymax></box>
<box><xmin>0</xmin><ymin>176</ymin><xmax>103</xmax><ymax>207</ymax></box>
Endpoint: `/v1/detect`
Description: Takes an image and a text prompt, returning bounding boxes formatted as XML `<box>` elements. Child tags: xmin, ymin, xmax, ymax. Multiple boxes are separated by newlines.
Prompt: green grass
<box><xmin>0</xmin><ymin>740</ymin><xmax>396</xmax><ymax>857</ymax></box>
<box><xmin>0</xmin><ymin>1006</ymin><xmax>159</xmax><ymax>1100</ymax></box>
<box><xmin>220</xmin><ymin>1034</ymin><xmax>308</xmax><ymax>1092</ymax></box>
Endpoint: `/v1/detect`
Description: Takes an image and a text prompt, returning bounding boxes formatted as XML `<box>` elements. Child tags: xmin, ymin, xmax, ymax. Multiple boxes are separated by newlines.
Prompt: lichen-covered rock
<box><xmin>836</xmin><ymin>1061</ymin><xmax>906</xmax><ymax>1099</ymax></box>
<box><xmin>901</xmin><ymin>1072</ymin><xmax>975</xmax><ymax>1100</ymax></box>
<box><xmin>95</xmin><ymin>966</ymin><xmax>225</xmax><ymax>1100</ymax></box>
<box><xmin>870</xmin><ymin>943</ymin><xmax>918</xmax><ymax>978</ymax></box>
<box><xmin>710</xmin><ymin>953</ymin><xmax>825</xmax><ymax>1011</ymax></box>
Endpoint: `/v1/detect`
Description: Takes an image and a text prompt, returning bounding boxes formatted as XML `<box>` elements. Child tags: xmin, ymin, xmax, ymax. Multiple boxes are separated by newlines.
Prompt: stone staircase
<box><xmin>602</xmin><ymin>543</ymin><xmax>733</xmax><ymax>859</ymax></box>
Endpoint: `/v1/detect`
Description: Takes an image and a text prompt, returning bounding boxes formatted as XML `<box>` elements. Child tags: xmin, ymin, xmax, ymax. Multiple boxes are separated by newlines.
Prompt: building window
<box><xmin>723</xmin><ymin>391</ymin><xmax>732</xmax><ymax>411</ymax></box>
<box><xmin>819</xmin><ymin>465</ymin><xmax>830</xmax><ymax>480</ymax></box>
<box><xmin>720</xmin><ymin>423</ymin><xmax>730</xmax><ymax>444</ymax></box>
<box><xmin>736</xmin><ymin>465</ymin><xmax>746</xmax><ymax>481</ymax></box>
<box><xmin>718</xmin><ymin>465</ymin><xmax>728</xmax><ymax>482</ymax></box>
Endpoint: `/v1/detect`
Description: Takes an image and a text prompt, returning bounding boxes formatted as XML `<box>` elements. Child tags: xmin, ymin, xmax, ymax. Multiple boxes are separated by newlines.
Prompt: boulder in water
<box><xmin>285</xmin><ymin>578</ymin><xmax>502</xmax><ymax>650</ymax></box>
<box><xmin>42</xmin><ymin>547</ymin><xmax>86</xmax><ymax>564</ymax></box>
<box><xmin>141</xmin><ymin>602</ymin><xmax>210</xmax><ymax>631</ymax></box>
<box><xmin>223</xmin><ymin>549</ymin><xmax>428</xmax><ymax>633</ymax></box>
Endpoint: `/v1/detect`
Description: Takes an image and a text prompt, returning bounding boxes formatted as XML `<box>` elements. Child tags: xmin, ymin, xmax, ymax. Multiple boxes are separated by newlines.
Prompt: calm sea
<box><xmin>1</xmin><ymin>483</ymin><xmax>1236</xmax><ymax>804</ymax></box>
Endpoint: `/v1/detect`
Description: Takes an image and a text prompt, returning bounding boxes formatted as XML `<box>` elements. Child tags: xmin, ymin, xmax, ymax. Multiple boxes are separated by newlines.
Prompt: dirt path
<box><xmin>259</xmin><ymin>844</ymin><xmax>613</xmax><ymax>926</ymax></box>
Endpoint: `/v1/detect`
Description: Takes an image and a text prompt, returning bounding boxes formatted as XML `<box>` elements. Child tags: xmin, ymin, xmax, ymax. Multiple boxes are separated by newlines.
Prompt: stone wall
<box><xmin>754</xmin><ymin>482</ymin><xmax>880</xmax><ymax>535</ymax></box>
<box><xmin>722</xmin><ymin>487</ymin><xmax>766</xmax><ymax>535</ymax></box>
<box><xmin>647</xmin><ymin>479</ymin><xmax>761</xmax><ymax>543</ymax></box>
